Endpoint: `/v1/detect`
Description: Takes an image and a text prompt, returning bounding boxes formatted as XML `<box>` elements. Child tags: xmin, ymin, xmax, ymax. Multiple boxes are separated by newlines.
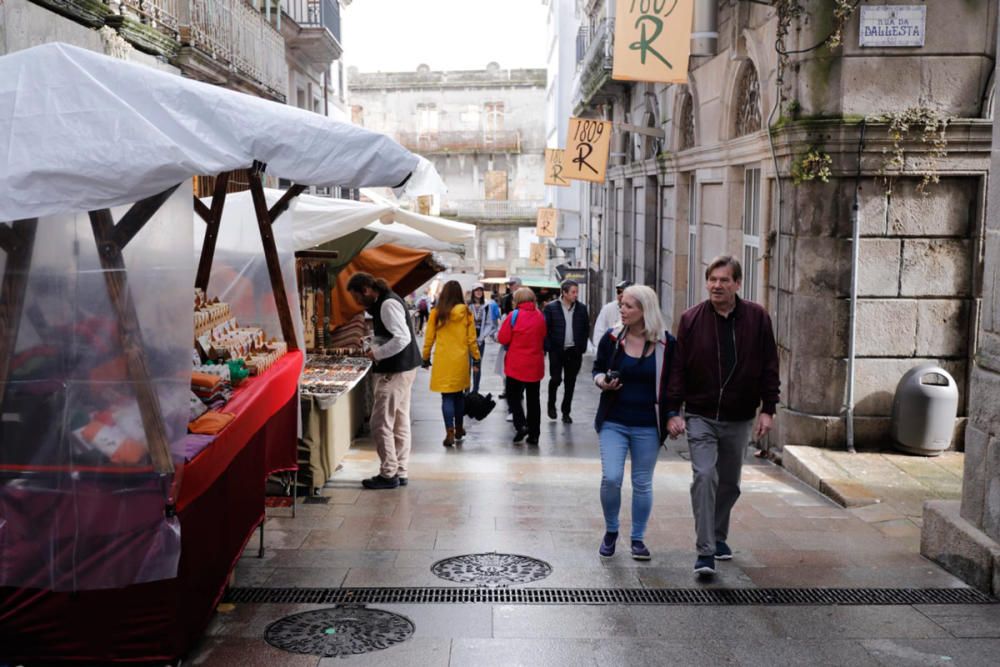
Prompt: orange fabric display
<box><xmin>329</xmin><ymin>244</ymin><xmax>437</xmax><ymax>328</ymax></box>
<box><xmin>187</xmin><ymin>411</ymin><xmax>235</xmax><ymax>435</ymax></box>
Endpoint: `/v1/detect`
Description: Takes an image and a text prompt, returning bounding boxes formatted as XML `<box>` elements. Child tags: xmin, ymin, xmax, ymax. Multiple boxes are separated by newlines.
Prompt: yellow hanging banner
<box><xmin>530</xmin><ymin>242</ymin><xmax>547</xmax><ymax>268</ymax></box>
<box><xmin>563</xmin><ymin>117</ymin><xmax>613</xmax><ymax>183</ymax></box>
<box><xmin>544</xmin><ymin>149</ymin><xmax>571</xmax><ymax>187</ymax></box>
<box><xmin>536</xmin><ymin>208</ymin><xmax>558</xmax><ymax>238</ymax></box>
<box><xmin>612</xmin><ymin>0</ymin><xmax>695</xmax><ymax>84</ymax></box>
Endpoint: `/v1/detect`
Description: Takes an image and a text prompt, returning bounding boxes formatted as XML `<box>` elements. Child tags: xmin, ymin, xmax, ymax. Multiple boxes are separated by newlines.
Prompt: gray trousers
<box><xmin>687</xmin><ymin>415</ymin><xmax>753</xmax><ymax>556</ymax></box>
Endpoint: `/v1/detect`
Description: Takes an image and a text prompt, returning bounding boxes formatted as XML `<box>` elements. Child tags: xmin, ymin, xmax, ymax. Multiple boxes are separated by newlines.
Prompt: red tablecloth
<box><xmin>0</xmin><ymin>352</ymin><xmax>302</xmax><ymax>663</ymax></box>
<box><xmin>179</xmin><ymin>349</ymin><xmax>302</xmax><ymax>510</ymax></box>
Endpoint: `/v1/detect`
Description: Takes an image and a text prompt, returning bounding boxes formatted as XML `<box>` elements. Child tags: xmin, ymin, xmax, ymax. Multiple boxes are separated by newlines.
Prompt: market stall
<box><xmin>0</xmin><ymin>42</ymin><xmax>439</xmax><ymax>663</ymax></box>
<box><xmin>204</xmin><ymin>188</ymin><xmax>472</xmax><ymax>493</ymax></box>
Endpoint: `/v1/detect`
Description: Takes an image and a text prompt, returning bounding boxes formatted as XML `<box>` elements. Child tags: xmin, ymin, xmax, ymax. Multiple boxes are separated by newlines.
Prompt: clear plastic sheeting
<box><xmin>195</xmin><ymin>189</ymin><xmax>307</xmax><ymax>352</ymax></box>
<box><xmin>0</xmin><ymin>186</ymin><xmax>193</xmax><ymax>591</ymax></box>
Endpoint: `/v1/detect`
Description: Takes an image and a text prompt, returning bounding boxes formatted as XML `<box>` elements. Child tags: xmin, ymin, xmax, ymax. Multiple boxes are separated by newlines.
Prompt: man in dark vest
<box><xmin>347</xmin><ymin>272</ymin><xmax>422</xmax><ymax>489</ymax></box>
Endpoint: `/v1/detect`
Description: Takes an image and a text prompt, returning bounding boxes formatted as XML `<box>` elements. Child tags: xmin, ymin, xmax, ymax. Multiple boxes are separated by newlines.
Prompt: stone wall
<box><xmin>578</xmin><ymin>0</ymin><xmax>994</xmax><ymax>453</ymax></box>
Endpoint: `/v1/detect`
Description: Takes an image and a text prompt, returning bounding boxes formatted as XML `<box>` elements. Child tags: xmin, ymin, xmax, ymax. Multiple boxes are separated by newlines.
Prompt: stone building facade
<box><xmin>1</xmin><ymin>0</ymin><xmax>352</xmax><ymax>141</ymax></box>
<box><xmin>348</xmin><ymin>65</ymin><xmax>548</xmax><ymax>278</ymax></box>
<box><xmin>571</xmin><ymin>0</ymin><xmax>995</xmax><ymax>453</ymax></box>
<box><xmin>921</xmin><ymin>4</ymin><xmax>1000</xmax><ymax>599</ymax></box>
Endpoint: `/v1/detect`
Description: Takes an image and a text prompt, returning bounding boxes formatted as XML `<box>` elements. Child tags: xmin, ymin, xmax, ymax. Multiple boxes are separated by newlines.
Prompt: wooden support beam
<box><xmin>89</xmin><ymin>208</ymin><xmax>175</xmax><ymax>474</ymax></box>
<box><xmin>194</xmin><ymin>172</ymin><xmax>230</xmax><ymax>293</ymax></box>
<box><xmin>0</xmin><ymin>224</ymin><xmax>15</xmax><ymax>254</ymax></box>
<box><xmin>248</xmin><ymin>171</ymin><xmax>299</xmax><ymax>351</ymax></box>
<box><xmin>0</xmin><ymin>219</ymin><xmax>38</xmax><ymax>409</ymax></box>
<box><xmin>193</xmin><ymin>197</ymin><xmax>211</xmax><ymax>225</ymax></box>
<box><xmin>267</xmin><ymin>184</ymin><xmax>307</xmax><ymax>224</ymax></box>
<box><xmin>113</xmin><ymin>184</ymin><xmax>182</xmax><ymax>249</ymax></box>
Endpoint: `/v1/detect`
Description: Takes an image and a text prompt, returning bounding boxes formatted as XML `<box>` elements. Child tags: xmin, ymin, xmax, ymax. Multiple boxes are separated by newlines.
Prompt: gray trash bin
<box><xmin>890</xmin><ymin>364</ymin><xmax>958</xmax><ymax>456</ymax></box>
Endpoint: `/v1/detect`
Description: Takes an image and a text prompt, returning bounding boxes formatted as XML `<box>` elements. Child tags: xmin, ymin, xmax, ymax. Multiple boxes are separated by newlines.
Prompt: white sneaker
<box><xmin>505</xmin><ymin>413</ymin><xmax>514</xmax><ymax>422</ymax></box>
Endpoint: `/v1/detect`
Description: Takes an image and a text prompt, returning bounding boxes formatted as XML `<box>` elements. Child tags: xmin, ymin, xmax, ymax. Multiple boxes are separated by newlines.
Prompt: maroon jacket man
<box><xmin>666</xmin><ymin>255</ymin><xmax>780</xmax><ymax>578</ymax></box>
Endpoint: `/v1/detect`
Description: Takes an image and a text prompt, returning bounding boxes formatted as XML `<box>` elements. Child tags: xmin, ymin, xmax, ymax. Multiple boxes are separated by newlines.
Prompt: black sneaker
<box><xmin>362</xmin><ymin>474</ymin><xmax>399</xmax><ymax>490</ymax></box>
<box><xmin>631</xmin><ymin>540</ymin><xmax>651</xmax><ymax>561</ymax></box>
<box><xmin>599</xmin><ymin>532</ymin><xmax>618</xmax><ymax>558</ymax></box>
<box><xmin>513</xmin><ymin>428</ymin><xmax>529</xmax><ymax>443</ymax></box>
<box><xmin>715</xmin><ymin>541</ymin><xmax>732</xmax><ymax>560</ymax></box>
<box><xmin>694</xmin><ymin>555</ymin><xmax>716</xmax><ymax>577</ymax></box>
<box><xmin>547</xmin><ymin>404</ymin><xmax>557</xmax><ymax>420</ymax></box>
<box><xmin>561</xmin><ymin>414</ymin><xmax>573</xmax><ymax>424</ymax></box>
<box><xmin>396</xmin><ymin>476</ymin><xmax>408</xmax><ymax>487</ymax></box>
<box><xmin>526</xmin><ymin>435</ymin><xmax>539</xmax><ymax>445</ymax></box>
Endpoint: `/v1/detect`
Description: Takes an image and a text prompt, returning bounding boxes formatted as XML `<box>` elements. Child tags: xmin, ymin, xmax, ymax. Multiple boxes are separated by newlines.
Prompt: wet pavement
<box><xmin>189</xmin><ymin>344</ymin><xmax>1000</xmax><ymax>666</ymax></box>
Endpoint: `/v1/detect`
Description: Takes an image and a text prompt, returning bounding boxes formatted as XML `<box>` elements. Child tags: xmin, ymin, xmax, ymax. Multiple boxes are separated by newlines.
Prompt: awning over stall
<box><xmin>0</xmin><ymin>43</ymin><xmax>424</xmax><ymax>220</ymax></box>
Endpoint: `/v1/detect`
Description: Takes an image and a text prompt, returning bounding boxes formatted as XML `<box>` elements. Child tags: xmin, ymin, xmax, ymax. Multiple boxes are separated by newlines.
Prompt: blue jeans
<box><xmin>441</xmin><ymin>391</ymin><xmax>465</xmax><ymax>428</ymax></box>
<box><xmin>599</xmin><ymin>421</ymin><xmax>661</xmax><ymax>540</ymax></box>
<box><xmin>471</xmin><ymin>341</ymin><xmax>485</xmax><ymax>393</ymax></box>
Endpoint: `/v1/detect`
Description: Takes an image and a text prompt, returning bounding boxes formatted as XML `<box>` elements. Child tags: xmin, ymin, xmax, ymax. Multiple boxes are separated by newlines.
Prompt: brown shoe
<box><xmin>455</xmin><ymin>425</ymin><xmax>466</xmax><ymax>441</ymax></box>
<box><xmin>443</xmin><ymin>427</ymin><xmax>456</xmax><ymax>447</ymax></box>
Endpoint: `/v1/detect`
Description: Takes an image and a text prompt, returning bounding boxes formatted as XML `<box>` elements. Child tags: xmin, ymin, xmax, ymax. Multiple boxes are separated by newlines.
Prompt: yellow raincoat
<box><xmin>422</xmin><ymin>303</ymin><xmax>481</xmax><ymax>393</ymax></box>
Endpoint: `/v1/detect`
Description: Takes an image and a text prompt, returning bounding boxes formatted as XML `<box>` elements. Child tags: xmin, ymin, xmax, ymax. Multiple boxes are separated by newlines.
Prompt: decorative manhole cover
<box><xmin>431</xmin><ymin>552</ymin><xmax>552</xmax><ymax>587</ymax></box>
<box><xmin>264</xmin><ymin>606</ymin><xmax>414</xmax><ymax>657</ymax></box>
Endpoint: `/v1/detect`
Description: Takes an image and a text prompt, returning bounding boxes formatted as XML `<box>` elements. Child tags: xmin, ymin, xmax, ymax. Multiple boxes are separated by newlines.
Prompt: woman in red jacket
<box><xmin>496</xmin><ymin>287</ymin><xmax>547</xmax><ymax>444</ymax></box>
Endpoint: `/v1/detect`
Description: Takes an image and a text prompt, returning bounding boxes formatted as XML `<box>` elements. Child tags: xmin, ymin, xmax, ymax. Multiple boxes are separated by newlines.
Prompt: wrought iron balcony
<box><xmin>396</xmin><ymin>130</ymin><xmax>521</xmax><ymax>155</ymax></box>
<box><xmin>119</xmin><ymin>0</ymin><xmax>181</xmax><ymax>39</ymax></box>
<box><xmin>442</xmin><ymin>200</ymin><xmax>543</xmax><ymax>220</ymax></box>
<box><xmin>177</xmin><ymin>0</ymin><xmax>288</xmax><ymax>100</ymax></box>
<box><xmin>281</xmin><ymin>0</ymin><xmax>343</xmax><ymax>63</ymax></box>
<box><xmin>571</xmin><ymin>17</ymin><xmax>615</xmax><ymax>113</ymax></box>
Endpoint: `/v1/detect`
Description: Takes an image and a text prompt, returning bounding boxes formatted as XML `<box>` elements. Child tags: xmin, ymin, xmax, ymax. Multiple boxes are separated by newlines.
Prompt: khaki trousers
<box><xmin>370</xmin><ymin>369</ymin><xmax>418</xmax><ymax>478</ymax></box>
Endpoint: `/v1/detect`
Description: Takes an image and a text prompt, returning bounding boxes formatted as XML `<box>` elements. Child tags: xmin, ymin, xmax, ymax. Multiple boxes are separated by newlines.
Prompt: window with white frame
<box><xmin>416</xmin><ymin>103</ymin><xmax>438</xmax><ymax>135</ymax></box>
<box><xmin>742</xmin><ymin>167</ymin><xmax>762</xmax><ymax>301</ymax></box>
<box><xmin>486</xmin><ymin>236</ymin><xmax>507</xmax><ymax>261</ymax></box>
<box><xmin>686</xmin><ymin>177</ymin><xmax>699</xmax><ymax>308</ymax></box>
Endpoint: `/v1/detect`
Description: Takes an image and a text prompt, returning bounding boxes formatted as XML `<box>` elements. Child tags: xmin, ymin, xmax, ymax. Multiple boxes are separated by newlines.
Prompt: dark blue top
<box><xmin>606</xmin><ymin>352</ymin><xmax>658</xmax><ymax>427</ymax></box>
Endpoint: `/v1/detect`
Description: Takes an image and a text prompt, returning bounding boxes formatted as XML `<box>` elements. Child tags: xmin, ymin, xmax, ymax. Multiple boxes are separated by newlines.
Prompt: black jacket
<box><xmin>542</xmin><ymin>299</ymin><xmax>589</xmax><ymax>353</ymax></box>
<box><xmin>592</xmin><ymin>326</ymin><xmax>676</xmax><ymax>443</ymax></box>
<box><xmin>665</xmin><ymin>297</ymin><xmax>780</xmax><ymax>421</ymax></box>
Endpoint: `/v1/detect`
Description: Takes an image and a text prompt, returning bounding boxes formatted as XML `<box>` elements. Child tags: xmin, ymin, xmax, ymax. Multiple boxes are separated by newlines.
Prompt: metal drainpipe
<box><xmin>845</xmin><ymin>120</ymin><xmax>867</xmax><ymax>454</ymax></box>
<box><xmin>691</xmin><ymin>0</ymin><xmax>719</xmax><ymax>56</ymax></box>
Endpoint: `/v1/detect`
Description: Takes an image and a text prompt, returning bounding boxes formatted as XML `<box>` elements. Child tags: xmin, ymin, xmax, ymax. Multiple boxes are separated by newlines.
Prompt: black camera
<box><xmin>606</xmin><ymin>370</ymin><xmax>622</xmax><ymax>384</ymax></box>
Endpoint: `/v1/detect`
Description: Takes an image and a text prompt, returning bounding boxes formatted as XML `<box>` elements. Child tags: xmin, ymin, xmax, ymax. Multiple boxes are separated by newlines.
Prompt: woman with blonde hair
<box><xmin>422</xmin><ymin>280</ymin><xmax>481</xmax><ymax>446</ymax></box>
<box><xmin>496</xmin><ymin>287</ymin><xmax>547</xmax><ymax>444</ymax></box>
<box><xmin>591</xmin><ymin>285</ymin><xmax>676</xmax><ymax>561</ymax></box>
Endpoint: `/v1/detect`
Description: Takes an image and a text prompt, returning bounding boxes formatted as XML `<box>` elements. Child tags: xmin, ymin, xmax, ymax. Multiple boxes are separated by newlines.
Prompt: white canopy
<box><xmin>0</xmin><ymin>43</ymin><xmax>422</xmax><ymax>221</ymax></box>
<box><xmin>200</xmin><ymin>189</ymin><xmax>474</xmax><ymax>253</ymax></box>
<box><xmin>361</xmin><ymin>188</ymin><xmax>476</xmax><ymax>245</ymax></box>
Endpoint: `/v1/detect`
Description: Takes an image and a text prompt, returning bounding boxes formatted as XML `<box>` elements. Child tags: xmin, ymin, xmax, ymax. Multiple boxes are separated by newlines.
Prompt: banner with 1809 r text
<box><xmin>612</xmin><ymin>0</ymin><xmax>694</xmax><ymax>84</ymax></box>
<box><xmin>563</xmin><ymin>118</ymin><xmax>613</xmax><ymax>183</ymax></box>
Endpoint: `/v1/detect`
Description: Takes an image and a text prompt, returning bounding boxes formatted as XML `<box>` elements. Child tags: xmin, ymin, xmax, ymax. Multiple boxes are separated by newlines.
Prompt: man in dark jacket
<box><xmin>347</xmin><ymin>272</ymin><xmax>422</xmax><ymax>490</ymax></box>
<box><xmin>666</xmin><ymin>256</ymin><xmax>780</xmax><ymax>577</ymax></box>
<box><xmin>543</xmin><ymin>279</ymin><xmax>589</xmax><ymax>423</ymax></box>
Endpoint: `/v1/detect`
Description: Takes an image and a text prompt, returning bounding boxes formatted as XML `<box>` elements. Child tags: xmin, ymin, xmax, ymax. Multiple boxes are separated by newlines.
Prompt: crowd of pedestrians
<box><xmin>351</xmin><ymin>255</ymin><xmax>780</xmax><ymax>578</ymax></box>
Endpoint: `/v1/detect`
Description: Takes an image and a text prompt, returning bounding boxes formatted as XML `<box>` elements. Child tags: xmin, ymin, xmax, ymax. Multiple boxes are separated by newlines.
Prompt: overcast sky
<box><xmin>344</xmin><ymin>0</ymin><xmax>549</xmax><ymax>73</ymax></box>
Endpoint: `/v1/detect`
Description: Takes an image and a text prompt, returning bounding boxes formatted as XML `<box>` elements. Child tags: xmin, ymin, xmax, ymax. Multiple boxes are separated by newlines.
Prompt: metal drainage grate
<box><xmin>264</xmin><ymin>606</ymin><xmax>413</xmax><ymax>657</ymax></box>
<box><xmin>431</xmin><ymin>552</ymin><xmax>552</xmax><ymax>587</ymax></box>
<box><xmin>228</xmin><ymin>586</ymin><xmax>996</xmax><ymax>606</ymax></box>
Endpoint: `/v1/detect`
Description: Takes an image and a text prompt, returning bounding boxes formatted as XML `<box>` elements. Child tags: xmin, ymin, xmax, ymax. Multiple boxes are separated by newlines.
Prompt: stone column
<box><xmin>919</xmin><ymin>13</ymin><xmax>1000</xmax><ymax>598</ymax></box>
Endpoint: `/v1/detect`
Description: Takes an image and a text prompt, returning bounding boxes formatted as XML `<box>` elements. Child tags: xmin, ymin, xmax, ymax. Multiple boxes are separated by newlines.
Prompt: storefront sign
<box><xmin>612</xmin><ymin>0</ymin><xmax>695</xmax><ymax>84</ymax></box>
<box><xmin>530</xmin><ymin>242</ymin><xmax>547</xmax><ymax>268</ymax></box>
<box><xmin>563</xmin><ymin>117</ymin><xmax>613</xmax><ymax>183</ymax></box>
<box><xmin>536</xmin><ymin>207</ymin><xmax>558</xmax><ymax>238</ymax></box>
<box><xmin>859</xmin><ymin>5</ymin><xmax>926</xmax><ymax>47</ymax></box>
<box><xmin>544</xmin><ymin>148</ymin><xmax>570</xmax><ymax>187</ymax></box>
